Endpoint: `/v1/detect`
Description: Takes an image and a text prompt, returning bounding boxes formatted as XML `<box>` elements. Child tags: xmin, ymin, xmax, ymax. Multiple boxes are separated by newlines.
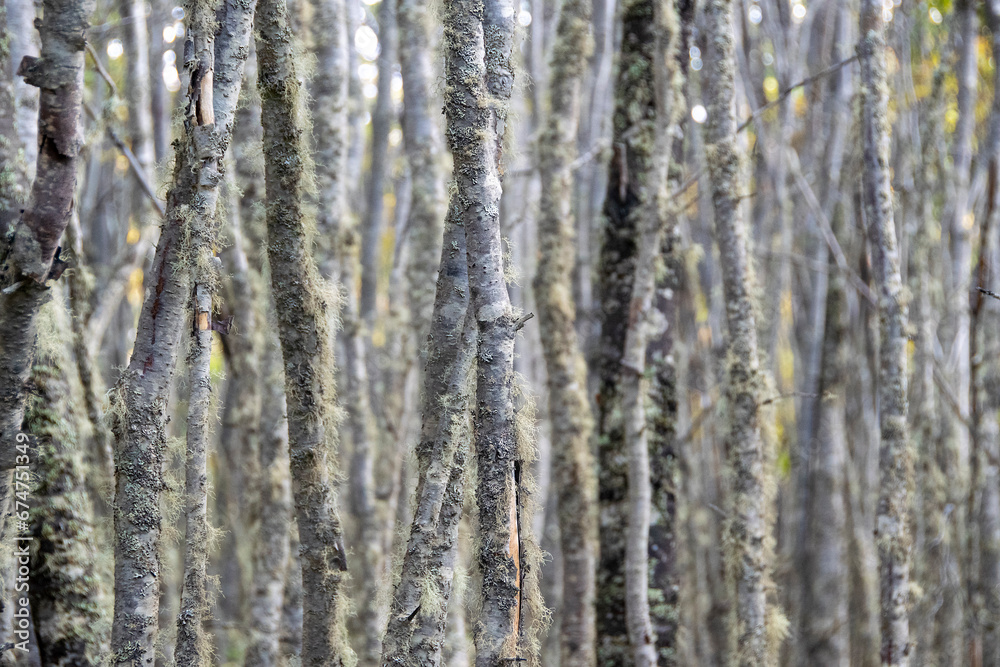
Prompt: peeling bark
<box><xmin>0</xmin><ymin>0</ymin><xmax>93</xmax><ymax>458</ymax></box>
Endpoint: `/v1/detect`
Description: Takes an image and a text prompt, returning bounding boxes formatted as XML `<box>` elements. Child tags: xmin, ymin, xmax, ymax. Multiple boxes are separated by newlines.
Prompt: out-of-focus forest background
<box><xmin>1</xmin><ymin>0</ymin><xmax>998</xmax><ymax>665</ymax></box>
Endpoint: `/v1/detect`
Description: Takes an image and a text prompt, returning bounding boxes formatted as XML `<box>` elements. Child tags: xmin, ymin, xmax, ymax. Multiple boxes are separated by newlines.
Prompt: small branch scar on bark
<box><xmin>513</xmin><ymin>312</ymin><xmax>534</xmax><ymax>331</ymax></box>
<box><xmin>404</xmin><ymin>605</ymin><xmax>421</xmax><ymax>623</ymax></box>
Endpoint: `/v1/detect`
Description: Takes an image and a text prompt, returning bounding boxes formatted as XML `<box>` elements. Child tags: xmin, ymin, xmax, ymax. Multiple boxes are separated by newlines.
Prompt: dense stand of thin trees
<box><xmin>5</xmin><ymin>0</ymin><xmax>1000</xmax><ymax>666</ymax></box>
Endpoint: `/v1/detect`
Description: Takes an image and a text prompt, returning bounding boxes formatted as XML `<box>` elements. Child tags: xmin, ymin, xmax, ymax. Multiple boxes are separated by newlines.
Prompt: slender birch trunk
<box><xmin>442</xmin><ymin>0</ymin><xmax>532</xmax><ymax>664</ymax></box>
<box><xmin>359</xmin><ymin>0</ymin><xmax>397</xmax><ymax>325</ymax></box>
<box><xmin>594</xmin><ymin>0</ymin><xmax>663</xmax><ymax>661</ymax></box>
<box><xmin>119</xmin><ymin>0</ymin><xmax>156</xmax><ymax>225</ymax></box>
<box><xmin>107</xmin><ymin>0</ymin><xmax>256</xmax><ymax>659</ymax></box>
<box><xmin>307</xmin><ymin>0</ymin><xmax>349</xmax><ymax>281</ymax></box>
<box><xmin>26</xmin><ymin>299</ymin><xmax>108</xmax><ymax>666</ymax></box>
<box><xmin>0</xmin><ymin>0</ymin><xmax>92</xmax><ymax>461</ymax></box>
<box><xmin>397</xmin><ymin>0</ymin><xmax>447</xmax><ymax>352</ymax></box>
<box><xmin>174</xmin><ymin>284</ymin><xmax>214</xmax><ymax>665</ymax></box>
<box><xmin>255</xmin><ymin>0</ymin><xmax>353</xmax><ymax>660</ymax></box>
<box><xmin>245</xmin><ymin>333</ymin><xmax>293</xmax><ymax>667</ymax></box>
<box><xmin>859</xmin><ymin>2</ymin><xmax>912</xmax><ymax>664</ymax></box>
<box><xmin>974</xmin><ymin>7</ymin><xmax>1000</xmax><ymax>658</ymax></box>
<box><xmin>703</xmin><ymin>0</ymin><xmax>774</xmax><ymax>663</ymax></box>
<box><xmin>533</xmin><ymin>0</ymin><xmax>598</xmax><ymax>664</ymax></box>
<box><xmin>800</xmin><ymin>207</ymin><xmax>849</xmax><ymax>666</ymax></box>
<box><xmin>380</xmin><ymin>204</ymin><xmax>476</xmax><ymax>666</ymax></box>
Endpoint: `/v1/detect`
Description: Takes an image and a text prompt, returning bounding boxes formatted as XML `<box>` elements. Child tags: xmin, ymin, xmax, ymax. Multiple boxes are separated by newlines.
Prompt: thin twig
<box><xmin>736</xmin><ymin>54</ymin><xmax>859</xmax><ymax>133</ymax></box>
<box><xmin>977</xmin><ymin>286</ymin><xmax>1000</xmax><ymax>301</ymax></box>
<box><xmin>85</xmin><ymin>41</ymin><xmax>119</xmax><ymax>96</ymax></box>
<box><xmin>787</xmin><ymin>147</ymin><xmax>877</xmax><ymax>306</ymax></box>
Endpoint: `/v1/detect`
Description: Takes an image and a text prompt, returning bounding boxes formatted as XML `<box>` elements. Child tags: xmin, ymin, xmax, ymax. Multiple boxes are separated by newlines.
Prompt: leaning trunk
<box><xmin>256</xmin><ymin>0</ymin><xmax>353</xmax><ymax>660</ymax></box>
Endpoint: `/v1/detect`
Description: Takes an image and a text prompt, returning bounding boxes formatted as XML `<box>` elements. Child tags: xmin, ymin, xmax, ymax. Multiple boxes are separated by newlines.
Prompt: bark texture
<box><xmin>108</xmin><ymin>0</ymin><xmax>256</xmax><ymax>659</ymax></box>
<box><xmin>703</xmin><ymin>0</ymin><xmax>774</xmax><ymax>663</ymax></box>
<box><xmin>532</xmin><ymin>0</ymin><xmax>597</xmax><ymax>664</ymax></box>
<box><xmin>256</xmin><ymin>0</ymin><xmax>353</xmax><ymax>660</ymax></box>
<box><xmin>245</xmin><ymin>334</ymin><xmax>293</xmax><ymax>667</ymax></box>
<box><xmin>859</xmin><ymin>2</ymin><xmax>912</xmax><ymax>665</ymax></box>
<box><xmin>0</xmin><ymin>0</ymin><xmax>92</xmax><ymax>457</ymax></box>
<box><xmin>381</xmin><ymin>203</ymin><xmax>475</xmax><ymax>667</ymax></box>
<box><xmin>174</xmin><ymin>283</ymin><xmax>214</xmax><ymax>666</ymax></box>
<box><xmin>26</xmin><ymin>300</ymin><xmax>108</xmax><ymax>666</ymax></box>
<box><xmin>593</xmin><ymin>1</ymin><xmax>661</xmax><ymax>662</ymax></box>
<box><xmin>442</xmin><ymin>0</ymin><xmax>529</xmax><ymax>664</ymax></box>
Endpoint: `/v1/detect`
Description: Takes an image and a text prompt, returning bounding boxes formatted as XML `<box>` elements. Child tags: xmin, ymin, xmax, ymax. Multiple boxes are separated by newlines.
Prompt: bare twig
<box><xmin>736</xmin><ymin>54</ymin><xmax>859</xmax><ymax>133</ymax></box>
<box><xmin>977</xmin><ymin>286</ymin><xmax>1000</xmax><ymax>301</ymax></box>
<box><xmin>787</xmin><ymin>147</ymin><xmax>877</xmax><ymax>306</ymax></box>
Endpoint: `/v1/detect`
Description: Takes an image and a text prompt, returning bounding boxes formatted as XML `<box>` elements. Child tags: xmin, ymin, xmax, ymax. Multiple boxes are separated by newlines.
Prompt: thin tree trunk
<box><xmin>119</xmin><ymin>0</ymin><xmax>156</xmax><ymax>225</ymax></box>
<box><xmin>245</xmin><ymin>334</ymin><xmax>293</xmax><ymax>667</ymax></box>
<box><xmin>533</xmin><ymin>0</ymin><xmax>598</xmax><ymax>664</ymax></box>
<box><xmin>0</xmin><ymin>0</ymin><xmax>93</xmax><ymax>457</ymax></box>
<box><xmin>859</xmin><ymin>2</ymin><xmax>913</xmax><ymax>664</ymax></box>
<box><xmin>174</xmin><ymin>283</ymin><xmax>214</xmax><ymax>665</ymax></box>
<box><xmin>800</xmin><ymin>207</ymin><xmax>849</xmax><ymax>666</ymax></box>
<box><xmin>107</xmin><ymin>0</ymin><xmax>257</xmax><ymax>659</ymax></box>
<box><xmin>703</xmin><ymin>0</ymin><xmax>775</xmax><ymax>663</ymax></box>
<box><xmin>380</xmin><ymin>219</ymin><xmax>476</xmax><ymax>667</ymax></box>
<box><xmin>26</xmin><ymin>298</ymin><xmax>108</xmax><ymax>666</ymax></box>
<box><xmin>397</xmin><ymin>0</ymin><xmax>447</xmax><ymax>354</ymax></box>
<box><xmin>442</xmin><ymin>0</ymin><xmax>531</xmax><ymax>664</ymax></box>
<box><xmin>359</xmin><ymin>0</ymin><xmax>397</xmax><ymax>325</ymax></box>
<box><xmin>308</xmin><ymin>0</ymin><xmax>349</xmax><ymax>281</ymax></box>
<box><xmin>255</xmin><ymin>0</ymin><xmax>353</xmax><ymax>660</ymax></box>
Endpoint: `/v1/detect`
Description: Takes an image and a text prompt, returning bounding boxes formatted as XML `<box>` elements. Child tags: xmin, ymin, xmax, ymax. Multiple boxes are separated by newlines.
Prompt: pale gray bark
<box><xmin>255</xmin><ymin>0</ymin><xmax>353</xmax><ymax>659</ymax></box>
<box><xmin>308</xmin><ymin>0</ymin><xmax>349</xmax><ymax>281</ymax></box>
<box><xmin>359</xmin><ymin>0</ymin><xmax>397</xmax><ymax>325</ymax></box>
<box><xmin>860</xmin><ymin>2</ymin><xmax>912</xmax><ymax>664</ymax></box>
<box><xmin>397</xmin><ymin>0</ymin><xmax>447</xmax><ymax>352</ymax></box>
<box><xmin>800</xmin><ymin>211</ymin><xmax>849</xmax><ymax>667</ymax></box>
<box><xmin>442</xmin><ymin>0</ymin><xmax>529</xmax><ymax>664</ymax></box>
<box><xmin>119</xmin><ymin>0</ymin><xmax>156</xmax><ymax>224</ymax></box>
<box><xmin>703</xmin><ymin>0</ymin><xmax>774</xmax><ymax>663</ymax></box>
<box><xmin>174</xmin><ymin>281</ymin><xmax>214</xmax><ymax>666</ymax></box>
<box><xmin>107</xmin><ymin>0</ymin><xmax>256</xmax><ymax>659</ymax></box>
<box><xmin>245</xmin><ymin>334</ymin><xmax>293</xmax><ymax>667</ymax></box>
<box><xmin>380</xmin><ymin>204</ymin><xmax>475</xmax><ymax>667</ymax></box>
<box><xmin>532</xmin><ymin>0</ymin><xmax>598</xmax><ymax>664</ymax></box>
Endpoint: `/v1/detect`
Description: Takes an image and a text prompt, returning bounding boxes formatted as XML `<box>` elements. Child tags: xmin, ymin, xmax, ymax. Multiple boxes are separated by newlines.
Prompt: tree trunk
<box><xmin>245</xmin><ymin>334</ymin><xmax>293</xmax><ymax>667</ymax></box>
<box><xmin>380</xmin><ymin>199</ymin><xmax>477</xmax><ymax>667</ymax></box>
<box><xmin>174</xmin><ymin>281</ymin><xmax>214</xmax><ymax>665</ymax></box>
<box><xmin>533</xmin><ymin>0</ymin><xmax>598</xmax><ymax>664</ymax></box>
<box><xmin>397</xmin><ymin>0</ymin><xmax>447</xmax><ymax>354</ymax></box>
<box><xmin>359</xmin><ymin>0</ymin><xmax>397</xmax><ymax>325</ymax></box>
<box><xmin>703</xmin><ymin>0</ymin><xmax>775</xmax><ymax>663</ymax></box>
<box><xmin>859</xmin><ymin>2</ymin><xmax>913</xmax><ymax>665</ymax></box>
<box><xmin>26</xmin><ymin>298</ymin><xmax>108</xmax><ymax>666</ymax></box>
<box><xmin>255</xmin><ymin>0</ymin><xmax>353</xmax><ymax>660</ymax></box>
<box><xmin>107</xmin><ymin>0</ymin><xmax>257</xmax><ymax>659</ymax></box>
<box><xmin>0</xmin><ymin>0</ymin><xmax>93</xmax><ymax>459</ymax></box>
<box><xmin>442</xmin><ymin>0</ymin><xmax>533</xmax><ymax>664</ymax></box>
